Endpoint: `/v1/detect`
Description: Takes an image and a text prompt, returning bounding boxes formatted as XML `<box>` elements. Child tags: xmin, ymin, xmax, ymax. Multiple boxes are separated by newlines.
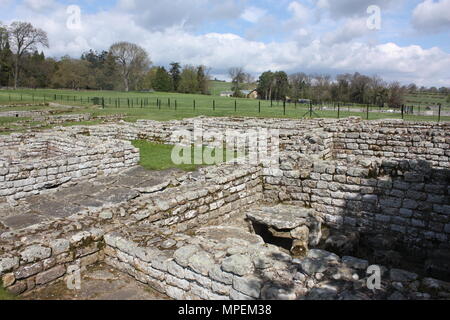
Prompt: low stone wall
<box><xmin>103</xmin><ymin>164</ymin><xmax>263</xmax><ymax>236</ymax></box>
<box><xmin>64</xmin><ymin>117</ymin><xmax>357</xmax><ymax>157</ymax></box>
<box><xmin>0</xmin><ymin>227</ymin><xmax>105</xmax><ymax>295</ymax></box>
<box><xmin>0</xmin><ymin>132</ymin><xmax>139</xmax><ymax>199</ymax></box>
<box><xmin>264</xmin><ymin>155</ymin><xmax>450</xmax><ymax>257</ymax></box>
<box><xmin>102</xmin><ymin>230</ymin><xmax>295</xmax><ymax>301</ymax></box>
<box><xmin>0</xmin><ymin>162</ymin><xmax>264</xmax><ymax>296</ymax></box>
<box><xmin>330</xmin><ymin>121</ymin><xmax>450</xmax><ymax>168</ymax></box>
<box><xmin>0</xmin><ymin>110</ymin><xmax>49</xmax><ymax>118</ymax></box>
<box><xmin>1</xmin><ymin>116</ymin><xmax>449</xmax><ymax>299</ymax></box>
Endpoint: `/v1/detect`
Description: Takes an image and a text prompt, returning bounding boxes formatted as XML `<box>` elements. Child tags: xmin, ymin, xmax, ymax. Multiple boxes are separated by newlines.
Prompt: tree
<box><xmin>289</xmin><ymin>72</ymin><xmax>310</xmax><ymax>101</ymax></box>
<box><xmin>169</xmin><ymin>62</ymin><xmax>181</xmax><ymax>92</ymax></box>
<box><xmin>387</xmin><ymin>81</ymin><xmax>405</xmax><ymax>108</ymax></box>
<box><xmin>257</xmin><ymin>71</ymin><xmax>275</xmax><ymax>100</ymax></box>
<box><xmin>21</xmin><ymin>51</ymin><xmax>56</xmax><ymax>88</ymax></box>
<box><xmin>81</xmin><ymin>50</ymin><xmax>118</xmax><ymax>90</ymax></box>
<box><xmin>109</xmin><ymin>42</ymin><xmax>151</xmax><ymax>91</ymax></box>
<box><xmin>0</xmin><ymin>23</ymin><xmax>13</xmax><ymax>86</ymax></box>
<box><xmin>438</xmin><ymin>87</ymin><xmax>449</xmax><ymax>95</ymax></box>
<box><xmin>335</xmin><ymin>74</ymin><xmax>352</xmax><ymax>102</ymax></box>
<box><xmin>197</xmin><ymin>65</ymin><xmax>210</xmax><ymax>95</ymax></box>
<box><xmin>51</xmin><ymin>56</ymin><xmax>91</xmax><ymax>89</ymax></box>
<box><xmin>229</xmin><ymin>67</ymin><xmax>249</xmax><ymax>97</ymax></box>
<box><xmin>369</xmin><ymin>76</ymin><xmax>388</xmax><ymax>107</ymax></box>
<box><xmin>407</xmin><ymin>83</ymin><xmax>418</xmax><ymax>94</ymax></box>
<box><xmin>349</xmin><ymin>72</ymin><xmax>372</xmax><ymax>104</ymax></box>
<box><xmin>137</xmin><ymin>67</ymin><xmax>158</xmax><ymax>91</ymax></box>
<box><xmin>152</xmin><ymin>66</ymin><xmax>172</xmax><ymax>92</ymax></box>
<box><xmin>273</xmin><ymin>71</ymin><xmax>289</xmax><ymax>101</ymax></box>
<box><xmin>178</xmin><ymin>65</ymin><xmax>199</xmax><ymax>94</ymax></box>
<box><xmin>8</xmin><ymin>21</ymin><xmax>49</xmax><ymax>89</ymax></box>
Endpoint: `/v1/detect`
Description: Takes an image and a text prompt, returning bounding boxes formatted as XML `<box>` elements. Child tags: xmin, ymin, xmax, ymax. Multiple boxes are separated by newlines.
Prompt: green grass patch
<box><xmin>132</xmin><ymin>140</ymin><xmax>235</xmax><ymax>172</ymax></box>
<box><xmin>0</xmin><ymin>282</ymin><xmax>16</xmax><ymax>300</ymax></box>
<box><xmin>0</xmin><ymin>117</ymin><xmax>30</xmax><ymax>125</ymax></box>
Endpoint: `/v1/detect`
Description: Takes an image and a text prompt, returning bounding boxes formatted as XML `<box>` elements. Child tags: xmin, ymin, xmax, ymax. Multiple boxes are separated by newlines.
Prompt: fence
<box><xmin>0</xmin><ymin>90</ymin><xmax>448</xmax><ymax>122</ymax></box>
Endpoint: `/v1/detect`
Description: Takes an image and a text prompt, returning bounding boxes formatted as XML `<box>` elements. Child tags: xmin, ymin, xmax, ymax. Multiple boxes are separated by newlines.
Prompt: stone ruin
<box><xmin>0</xmin><ymin>116</ymin><xmax>449</xmax><ymax>300</ymax></box>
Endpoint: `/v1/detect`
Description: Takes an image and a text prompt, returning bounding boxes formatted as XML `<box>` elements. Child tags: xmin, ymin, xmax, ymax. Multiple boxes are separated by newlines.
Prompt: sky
<box><xmin>0</xmin><ymin>0</ymin><xmax>449</xmax><ymax>87</ymax></box>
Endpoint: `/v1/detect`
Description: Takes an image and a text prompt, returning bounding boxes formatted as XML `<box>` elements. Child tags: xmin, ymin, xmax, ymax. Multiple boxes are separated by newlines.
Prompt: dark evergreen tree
<box><xmin>153</xmin><ymin>66</ymin><xmax>172</xmax><ymax>92</ymax></box>
<box><xmin>169</xmin><ymin>62</ymin><xmax>181</xmax><ymax>92</ymax></box>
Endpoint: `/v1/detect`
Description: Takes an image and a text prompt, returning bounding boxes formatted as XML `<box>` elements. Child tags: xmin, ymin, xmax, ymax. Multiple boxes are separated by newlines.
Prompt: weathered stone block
<box><xmin>20</xmin><ymin>245</ymin><xmax>51</xmax><ymax>263</ymax></box>
<box><xmin>35</xmin><ymin>265</ymin><xmax>66</xmax><ymax>285</ymax></box>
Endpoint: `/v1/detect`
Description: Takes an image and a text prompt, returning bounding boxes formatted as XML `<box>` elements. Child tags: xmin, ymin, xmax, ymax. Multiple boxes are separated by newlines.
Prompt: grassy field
<box><xmin>404</xmin><ymin>93</ymin><xmax>449</xmax><ymax>107</ymax></box>
<box><xmin>0</xmin><ymin>88</ymin><xmax>449</xmax><ymax>125</ymax></box>
<box><xmin>132</xmin><ymin>140</ymin><xmax>232</xmax><ymax>171</ymax></box>
<box><xmin>209</xmin><ymin>80</ymin><xmax>256</xmax><ymax>96</ymax></box>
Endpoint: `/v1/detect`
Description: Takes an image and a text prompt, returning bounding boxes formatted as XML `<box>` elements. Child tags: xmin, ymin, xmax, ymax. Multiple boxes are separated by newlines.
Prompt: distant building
<box><xmin>220</xmin><ymin>91</ymin><xmax>233</xmax><ymax>97</ymax></box>
<box><xmin>241</xmin><ymin>89</ymin><xmax>258</xmax><ymax>99</ymax></box>
<box><xmin>220</xmin><ymin>89</ymin><xmax>258</xmax><ymax>99</ymax></box>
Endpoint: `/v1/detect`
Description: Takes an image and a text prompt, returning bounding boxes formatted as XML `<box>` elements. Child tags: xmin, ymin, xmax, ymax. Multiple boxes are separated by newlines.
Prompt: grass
<box><xmin>0</xmin><ymin>117</ymin><xmax>30</xmax><ymax>125</ymax></box>
<box><xmin>209</xmin><ymin>80</ymin><xmax>256</xmax><ymax>96</ymax></box>
<box><xmin>0</xmin><ymin>282</ymin><xmax>16</xmax><ymax>300</ymax></box>
<box><xmin>132</xmin><ymin>140</ymin><xmax>234</xmax><ymax>172</ymax></box>
<box><xmin>0</xmin><ymin>89</ymin><xmax>449</xmax><ymax>127</ymax></box>
<box><xmin>404</xmin><ymin>93</ymin><xmax>449</xmax><ymax>108</ymax></box>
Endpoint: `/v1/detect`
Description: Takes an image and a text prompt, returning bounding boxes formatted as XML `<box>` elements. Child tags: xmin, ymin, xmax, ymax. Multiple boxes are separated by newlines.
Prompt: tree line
<box><xmin>239</xmin><ymin>69</ymin><xmax>449</xmax><ymax>108</ymax></box>
<box><xmin>1</xmin><ymin>20</ymin><xmax>448</xmax><ymax>106</ymax></box>
<box><xmin>0</xmin><ymin>21</ymin><xmax>211</xmax><ymax>93</ymax></box>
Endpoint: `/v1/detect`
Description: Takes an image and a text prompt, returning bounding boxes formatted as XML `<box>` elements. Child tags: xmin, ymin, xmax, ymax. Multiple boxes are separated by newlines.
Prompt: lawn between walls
<box><xmin>131</xmin><ymin>140</ymin><xmax>243</xmax><ymax>172</ymax></box>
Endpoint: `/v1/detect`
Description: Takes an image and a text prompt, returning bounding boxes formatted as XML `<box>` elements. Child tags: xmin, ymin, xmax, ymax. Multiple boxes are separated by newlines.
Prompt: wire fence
<box><xmin>0</xmin><ymin>90</ymin><xmax>448</xmax><ymax>122</ymax></box>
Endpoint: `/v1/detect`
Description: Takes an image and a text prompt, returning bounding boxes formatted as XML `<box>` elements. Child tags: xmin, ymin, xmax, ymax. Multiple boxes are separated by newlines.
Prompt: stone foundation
<box><xmin>0</xmin><ymin>132</ymin><xmax>139</xmax><ymax>200</ymax></box>
<box><xmin>0</xmin><ymin>116</ymin><xmax>449</xmax><ymax>300</ymax></box>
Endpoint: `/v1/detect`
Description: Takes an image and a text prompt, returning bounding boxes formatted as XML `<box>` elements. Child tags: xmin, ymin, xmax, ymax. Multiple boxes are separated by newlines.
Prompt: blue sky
<box><xmin>0</xmin><ymin>0</ymin><xmax>449</xmax><ymax>86</ymax></box>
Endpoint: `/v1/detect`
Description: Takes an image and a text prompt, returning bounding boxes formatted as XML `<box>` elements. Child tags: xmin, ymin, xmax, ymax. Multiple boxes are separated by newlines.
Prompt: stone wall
<box><xmin>102</xmin><ymin>230</ymin><xmax>294</xmax><ymax>301</ymax></box>
<box><xmin>330</xmin><ymin>120</ymin><xmax>450</xmax><ymax>169</ymax></box>
<box><xmin>0</xmin><ymin>162</ymin><xmax>264</xmax><ymax>296</ymax></box>
<box><xmin>0</xmin><ymin>225</ymin><xmax>105</xmax><ymax>296</ymax></box>
<box><xmin>65</xmin><ymin>117</ymin><xmax>357</xmax><ymax>158</ymax></box>
<box><xmin>1</xmin><ymin>117</ymin><xmax>449</xmax><ymax>298</ymax></box>
<box><xmin>103</xmin><ymin>164</ymin><xmax>263</xmax><ymax>235</ymax></box>
<box><xmin>263</xmin><ymin>154</ymin><xmax>450</xmax><ymax>257</ymax></box>
<box><xmin>0</xmin><ymin>132</ymin><xmax>139</xmax><ymax>200</ymax></box>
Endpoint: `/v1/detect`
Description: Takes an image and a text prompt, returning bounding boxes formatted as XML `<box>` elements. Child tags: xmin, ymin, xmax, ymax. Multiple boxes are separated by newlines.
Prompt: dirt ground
<box><xmin>21</xmin><ymin>263</ymin><xmax>169</xmax><ymax>301</ymax></box>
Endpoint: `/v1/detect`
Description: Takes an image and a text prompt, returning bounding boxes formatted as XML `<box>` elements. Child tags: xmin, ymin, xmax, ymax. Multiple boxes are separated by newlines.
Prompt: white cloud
<box><xmin>23</xmin><ymin>0</ymin><xmax>56</xmax><ymax>12</ymax></box>
<box><xmin>241</xmin><ymin>6</ymin><xmax>267</xmax><ymax>23</ymax></box>
<box><xmin>412</xmin><ymin>0</ymin><xmax>450</xmax><ymax>32</ymax></box>
<box><xmin>314</xmin><ymin>0</ymin><xmax>403</xmax><ymax>19</ymax></box>
<box><xmin>288</xmin><ymin>1</ymin><xmax>313</xmax><ymax>24</ymax></box>
<box><xmin>2</xmin><ymin>0</ymin><xmax>449</xmax><ymax>87</ymax></box>
<box><xmin>322</xmin><ymin>17</ymin><xmax>371</xmax><ymax>44</ymax></box>
<box><xmin>114</xmin><ymin>0</ymin><xmax>244</xmax><ymax>31</ymax></box>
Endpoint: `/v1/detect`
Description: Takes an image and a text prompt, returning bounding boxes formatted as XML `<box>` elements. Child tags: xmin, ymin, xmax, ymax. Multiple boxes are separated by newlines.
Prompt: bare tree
<box><xmin>388</xmin><ymin>81</ymin><xmax>406</xmax><ymax>108</ymax></box>
<box><xmin>229</xmin><ymin>67</ymin><xmax>248</xmax><ymax>97</ymax></box>
<box><xmin>109</xmin><ymin>42</ymin><xmax>151</xmax><ymax>92</ymax></box>
<box><xmin>369</xmin><ymin>75</ymin><xmax>388</xmax><ymax>106</ymax></box>
<box><xmin>289</xmin><ymin>72</ymin><xmax>311</xmax><ymax>100</ymax></box>
<box><xmin>8</xmin><ymin>21</ymin><xmax>49</xmax><ymax>89</ymax></box>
